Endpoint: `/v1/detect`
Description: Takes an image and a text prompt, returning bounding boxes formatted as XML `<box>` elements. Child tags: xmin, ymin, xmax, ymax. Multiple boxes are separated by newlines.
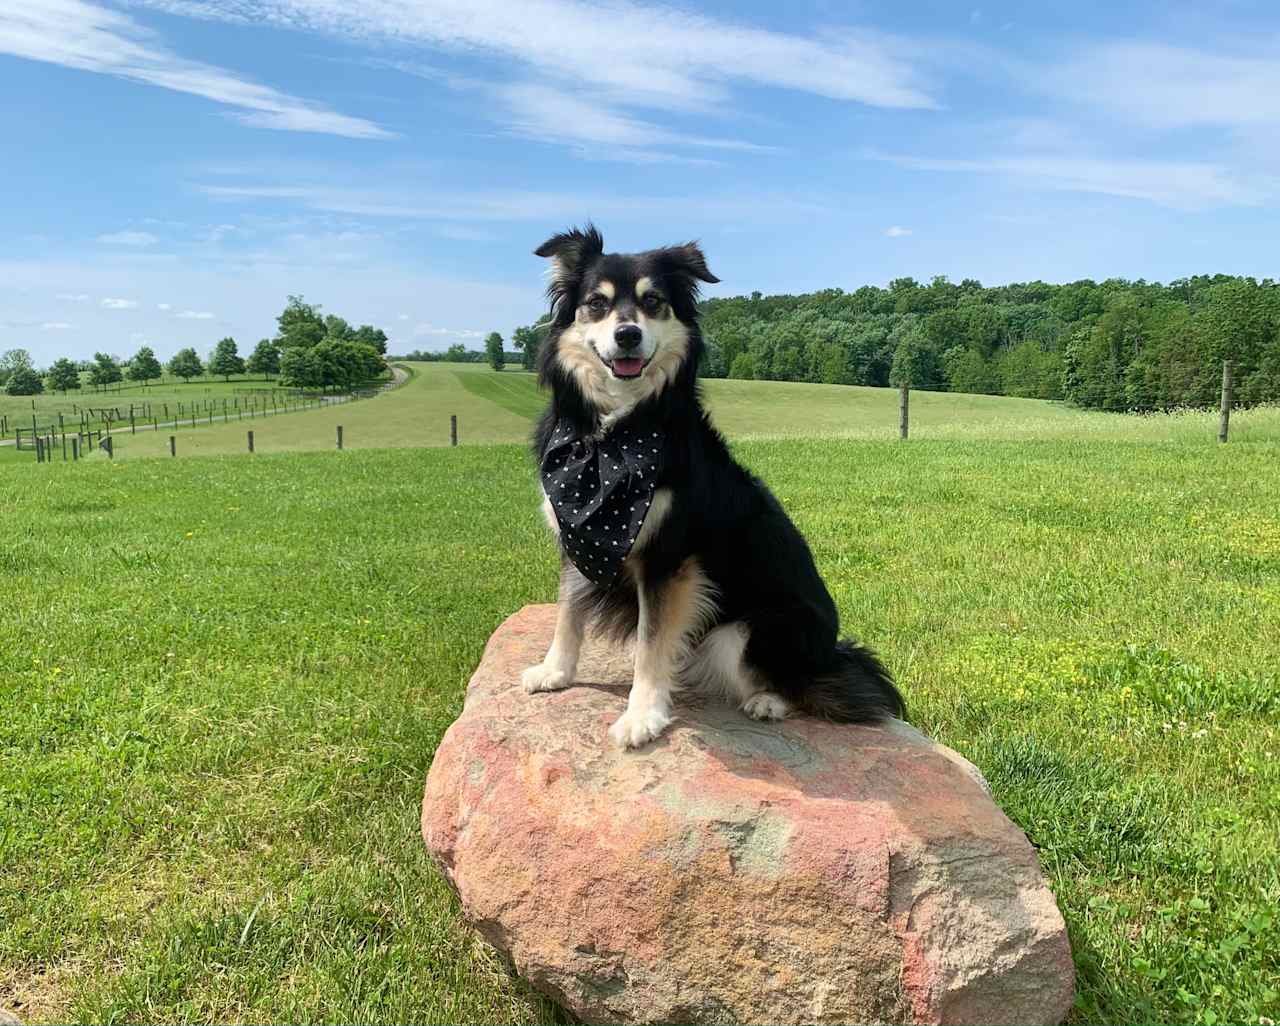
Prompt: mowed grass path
<box><xmin>2</xmin><ymin>434</ymin><xmax>1278</xmax><ymax>1024</ymax></box>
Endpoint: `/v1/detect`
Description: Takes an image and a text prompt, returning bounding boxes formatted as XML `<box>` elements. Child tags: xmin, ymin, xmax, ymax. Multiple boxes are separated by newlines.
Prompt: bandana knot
<box><xmin>540</xmin><ymin>415</ymin><xmax>664</xmax><ymax>585</ymax></box>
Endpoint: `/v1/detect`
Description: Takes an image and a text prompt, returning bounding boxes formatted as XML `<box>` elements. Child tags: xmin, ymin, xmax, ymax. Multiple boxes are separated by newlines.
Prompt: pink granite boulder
<box><xmin>422</xmin><ymin>605</ymin><xmax>1074</xmax><ymax>1025</ymax></box>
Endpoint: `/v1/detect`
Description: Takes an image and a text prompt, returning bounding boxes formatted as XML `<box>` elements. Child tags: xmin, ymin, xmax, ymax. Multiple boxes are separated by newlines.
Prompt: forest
<box><xmin>496</xmin><ymin>275</ymin><xmax>1280</xmax><ymax>411</ymax></box>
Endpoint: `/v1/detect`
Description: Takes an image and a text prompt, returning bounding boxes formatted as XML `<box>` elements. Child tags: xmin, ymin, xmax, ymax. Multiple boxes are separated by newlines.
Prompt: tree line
<box><xmin>2</xmin><ymin>297</ymin><xmax>389</xmax><ymax>396</ymax></box>
<box><xmin>492</xmin><ymin>274</ymin><xmax>1280</xmax><ymax>411</ymax></box>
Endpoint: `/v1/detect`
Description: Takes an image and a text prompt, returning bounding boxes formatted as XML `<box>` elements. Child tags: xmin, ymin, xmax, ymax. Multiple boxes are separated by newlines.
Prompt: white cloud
<box><xmin>101</xmin><ymin>297</ymin><xmax>139</xmax><ymax>309</ymax></box>
<box><xmin>871</xmin><ymin>151</ymin><xmax>1265</xmax><ymax>210</ymax></box>
<box><xmin>96</xmin><ymin>229</ymin><xmax>159</xmax><ymax>246</ymax></box>
<box><xmin>490</xmin><ymin>81</ymin><xmax>771</xmax><ymax>155</ymax></box>
<box><xmin>884</xmin><ymin>225</ymin><xmax>912</xmax><ymax>237</ymax></box>
<box><xmin>177</xmin><ymin>310</ymin><xmax>215</xmax><ymax>319</ymax></box>
<box><xmin>134</xmin><ymin>0</ymin><xmax>937</xmax><ymax>112</ymax></box>
<box><xmin>157</xmin><ymin>302</ymin><xmax>172</xmax><ymax>310</ymax></box>
<box><xmin>397</xmin><ymin>313</ymin><xmax>409</xmax><ymax>321</ymax></box>
<box><xmin>0</xmin><ymin>0</ymin><xmax>392</xmax><ymax>139</ymax></box>
<box><xmin>196</xmin><ymin>181</ymin><xmax>828</xmax><ymax>224</ymax></box>
<box><xmin>413</xmin><ymin>323</ymin><xmax>484</xmax><ymax>339</ymax></box>
<box><xmin>41</xmin><ymin>321</ymin><xmax>74</xmax><ymax>330</ymax></box>
<box><xmin>56</xmin><ymin>292</ymin><xmax>89</xmax><ymax>301</ymax></box>
<box><xmin>1051</xmin><ymin>42</ymin><xmax>1280</xmax><ymax>132</ymax></box>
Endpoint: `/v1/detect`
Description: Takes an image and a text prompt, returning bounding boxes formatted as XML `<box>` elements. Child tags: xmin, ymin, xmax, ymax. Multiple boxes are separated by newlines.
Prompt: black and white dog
<box><xmin>522</xmin><ymin>225</ymin><xmax>904</xmax><ymax>748</ymax></box>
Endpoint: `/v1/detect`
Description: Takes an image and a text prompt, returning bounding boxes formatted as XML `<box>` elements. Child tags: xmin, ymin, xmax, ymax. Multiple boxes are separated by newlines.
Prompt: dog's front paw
<box><xmin>522</xmin><ymin>664</ymin><xmax>572</xmax><ymax>694</ymax></box>
<box><xmin>608</xmin><ymin>704</ymin><xmax>673</xmax><ymax>749</ymax></box>
<box><xmin>742</xmin><ymin>691</ymin><xmax>792</xmax><ymax>721</ymax></box>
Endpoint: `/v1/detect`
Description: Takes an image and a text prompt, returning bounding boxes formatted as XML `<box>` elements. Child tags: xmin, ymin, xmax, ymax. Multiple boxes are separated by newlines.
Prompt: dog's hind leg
<box><xmin>522</xmin><ymin>564</ymin><xmax>589</xmax><ymax>694</ymax></box>
<box><xmin>609</xmin><ymin>558</ymin><xmax>717</xmax><ymax>748</ymax></box>
<box><xmin>686</xmin><ymin>622</ymin><xmax>794</xmax><ymax>722</ymax></box>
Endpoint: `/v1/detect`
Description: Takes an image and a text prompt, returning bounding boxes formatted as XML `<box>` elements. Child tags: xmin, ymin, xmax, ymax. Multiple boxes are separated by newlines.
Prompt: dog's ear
<box><xmin>659</xmin><ymin>242</ymin><xmax>719</xmax><ymax>286</ymax></box>
<box><xmin>535</xmin><ymin>225</ymin><xmax>605</xmax><ymax>314</ymax></box>
<box><xmin>534</xmin><ymin>224</ymin><xmax>604</xmax><ymax>266</ymax></box>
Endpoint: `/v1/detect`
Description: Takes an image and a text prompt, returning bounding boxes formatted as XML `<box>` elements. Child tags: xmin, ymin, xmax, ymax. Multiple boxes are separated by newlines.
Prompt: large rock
<box><xmin>422</xmin><ymin>606</ymin><xmax>1074</xmax><ymax>1025</ymax></box>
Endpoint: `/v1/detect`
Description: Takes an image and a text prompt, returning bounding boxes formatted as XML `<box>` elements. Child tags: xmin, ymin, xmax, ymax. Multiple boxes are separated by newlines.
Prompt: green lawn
<box><xmin>2</xmin><ymin>430</ymin><xmax>1278</xmax><ymax>1023</ymax></box>
<box><xmin>22</xmin><ymin>361</ymin><xmax>1274</xmax><ymax>465</ymax></box>
<box><xmin>0</xmin><ymin>376</ymin><xmax>300</xmax><ymax>438</ymax></box>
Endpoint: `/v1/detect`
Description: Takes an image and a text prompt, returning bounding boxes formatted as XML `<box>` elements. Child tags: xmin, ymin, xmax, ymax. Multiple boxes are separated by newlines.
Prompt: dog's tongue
<box><xmin>612</xmin><ymin>356</ymin><xmax>644</xmax><ymax>377</ymax></box>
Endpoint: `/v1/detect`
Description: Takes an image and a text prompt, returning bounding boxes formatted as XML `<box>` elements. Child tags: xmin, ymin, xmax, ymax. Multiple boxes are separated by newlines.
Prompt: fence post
<box><xmin>103</xmin><ymin>436</ymin><xmax>113</xmax><ymax>459</ymax></box>
<box><xmin>62</xmin><ymin>432</ymin><xmax>67</xmax><ymax>461</ymax></box>
<box><xmin>247</xmin><ymin>430</ymin><xmax>254</xmax><ymax>453</ymax></box>
<box><xmin>337</xmin><ymin>425</ymin><xmax>343</xmax><ymax>450</ymax></box>
<box><xmin>71</xmin><ymin>437</ymin><xmax>79</xmax><ymax>461</ymax></box>
<box><xmin>36</xmin><ymin>436</ymin><xmax>43</xmax><ymax>463</ymax></box>
<box><xmin>898</xmin><ymin>384</ymin><xmax>910</xmax><ymax>441</ymax></box>
<box><xmin>169</xmin><ymin>435</ymin><xmax>176</xmax><ymax>457</ymax></box>
<box><xmin>130</xmin><ymin>412</ymin><xmax>136</xmax><ymax>434</ymax></box>
<box><xmin>1218</xmin><ymin>360</ymin><xmax>1233</xmax><ymax>443</ymax></box>
<box><xmin>450</xmin><ymin>414</ymin><xmax>458</xmax><ymax>446</ymax></box>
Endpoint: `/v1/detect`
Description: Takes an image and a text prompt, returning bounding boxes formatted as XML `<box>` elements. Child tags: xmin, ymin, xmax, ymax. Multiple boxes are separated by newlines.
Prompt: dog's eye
<box><xmin>641</xmin><ymin>292</ymin><xmax>664</xmax><ymax>312</ymax></box>
<box><xmin>586</xmin><ymin>294</ymin><xmax>609</xmax><ymax>313</ymax></box>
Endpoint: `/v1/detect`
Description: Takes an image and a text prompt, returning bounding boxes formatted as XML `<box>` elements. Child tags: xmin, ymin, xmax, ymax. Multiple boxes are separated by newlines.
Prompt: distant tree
<box><xmin>127</xmin><ymin>346</ymin><xmax>162</xmax><ymax>386</ymax></box>
<box><xmin>208</xmin><ymin>337</ymin><xmax>245</xmax><ymax>381</ymax></box>
<box><xmin>47</xmin><ymin>357</ymin><xmax>81</xmax><ymax>393</ymax></box>
<box><xmin>512</xmin><ymin>323</ymin><xmax>542</xmax><ymax>371</ymax></box>
<box><xmin>322</xmin><ymin>314</ymin><xmax>354</xmax><ymax>342</ymax></box>
<box><xmin>89</xmin><ymin>352</ymin><xmax>123</xmax><ymax>390</ymax></box>
<box><xmin>275</xmin><ymin>295</ymin><xmax>325</xmax><ymax>349</ymax></box>
<box><xmin>485</xmin><ymin>331</ymin><xmax>505</xmax><ymax>371</ymax></box>
<box><xmin>245</xmin><ymin>338</ymin><xmax>280</xmax><ymax>379</ymax></box>
<box><xmin>0</xmin><ymin>348</ymin><xmax>34</xmax><ymax>387</ymax></box>
<box><xmin>167</xmin><ymin>347</ymin><xmax>204</xmax><ymax>382</ymax></box>
<box><xmin>279</xmin><ymin>346</ymin><xmax>322</xmax><ymax>388</ymax></box>
<box><xmin>445</xmin><ymin>342</ymin><xmax>468</xmax><ymax>362</ymax></box>
<box><xmin>729</xmin><ymin>352</ymin><xmax>758</xmax><ymax>380</ymax></box>
<box><xmin>352</xmin><ymin>325</ymin><xmax>388</xmax><ymax>354</ymax></box>
<box><xmin>5</xmin><ymin>365</ymin><xmax>43</xmax><ymax>396</ymax></box>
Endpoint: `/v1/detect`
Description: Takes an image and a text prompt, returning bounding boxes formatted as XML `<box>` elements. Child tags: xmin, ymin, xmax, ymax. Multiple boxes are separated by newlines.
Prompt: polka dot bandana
<box><xmin>540</xmin><ymin>416</ymin><xmax>664</xmax><ymax>586</ymax></box>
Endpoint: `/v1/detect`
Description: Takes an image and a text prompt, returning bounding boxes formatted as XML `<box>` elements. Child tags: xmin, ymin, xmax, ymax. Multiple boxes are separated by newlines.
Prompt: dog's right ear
<box><xmin>535</xmin><ymin>224</ymin><xmax>604</xmax><ymax>312</ymax></box>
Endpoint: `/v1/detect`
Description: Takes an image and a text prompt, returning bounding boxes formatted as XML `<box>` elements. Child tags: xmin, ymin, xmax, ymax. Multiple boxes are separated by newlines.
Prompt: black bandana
<box><xmin>540</xmin><ymin>414</ymin><xmax>664</xmax><ymax>586</ymax></box>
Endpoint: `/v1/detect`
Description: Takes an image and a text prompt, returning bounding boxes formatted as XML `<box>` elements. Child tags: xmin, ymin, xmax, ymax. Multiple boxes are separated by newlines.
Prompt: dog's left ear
<box><xmin>660</xmin><ymin>242</ymin><xmax>719</xmax><ymax>286</ymax></box>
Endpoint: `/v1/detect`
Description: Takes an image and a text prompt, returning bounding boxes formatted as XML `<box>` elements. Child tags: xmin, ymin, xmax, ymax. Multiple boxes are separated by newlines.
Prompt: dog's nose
<box><xmin>614</xmin><ymin>324</ymin><xmax>642</xmax><ymax>350</ymax></box>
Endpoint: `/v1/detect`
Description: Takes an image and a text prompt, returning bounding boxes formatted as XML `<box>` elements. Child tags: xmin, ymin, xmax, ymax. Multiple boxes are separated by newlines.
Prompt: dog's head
<box><xmin>535</xmin><ymin>224</ymin><xmax>718</xmax><ymax>412</ymax></box>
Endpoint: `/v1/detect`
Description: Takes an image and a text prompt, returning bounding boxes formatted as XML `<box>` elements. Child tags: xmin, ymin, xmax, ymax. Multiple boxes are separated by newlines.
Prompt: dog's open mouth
<box><xmin>607</xmin><ymin>356</ymin><xmax>646</xmax><ymax>379</ymax></box>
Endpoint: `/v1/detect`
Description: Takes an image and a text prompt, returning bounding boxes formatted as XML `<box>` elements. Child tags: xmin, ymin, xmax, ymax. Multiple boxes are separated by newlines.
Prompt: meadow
<box><xmin>1</xmin><ymin>366</ymin><xmax>1278</xmax><ymax>1024</ymax></box>
<box><xmin>0</xmin><ymin>373</ymin><xmax>295</xmax><ymax>434</ymax></box>
<box><xmin>21</xmin><ymin>360</ymin><xmax>1279</xmax><ymax>463</ymax></box>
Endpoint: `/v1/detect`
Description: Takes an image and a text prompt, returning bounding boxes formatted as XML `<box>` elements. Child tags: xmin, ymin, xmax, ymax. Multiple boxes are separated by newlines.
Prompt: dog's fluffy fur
<box><xmin>522</xmin><ymin>225</ymin><xmax>904</xmax><ymax>748</ymax></box>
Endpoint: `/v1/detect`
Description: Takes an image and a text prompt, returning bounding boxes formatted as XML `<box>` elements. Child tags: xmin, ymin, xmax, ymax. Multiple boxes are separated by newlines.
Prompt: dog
<box><xmin>521</xmin><ymin>225</ymin><xmax>904</xmax><ymax>748</ymax></box>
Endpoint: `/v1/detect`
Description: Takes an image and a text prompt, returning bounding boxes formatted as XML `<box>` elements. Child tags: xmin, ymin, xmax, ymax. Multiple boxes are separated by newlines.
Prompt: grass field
<box><xmin>19</xmin><ymin>360</ymin><xmax>1275</xmax><ymax>465</ymax></box>
<box><xmin>2</xmin><ymin>415</ymin><xmax>1278</xmax><ymax>1023</ymax></box>
<box><xmin>0</xmin><ymin>375</ymin><xmax>297</xmax><ymax>436</ymax></box>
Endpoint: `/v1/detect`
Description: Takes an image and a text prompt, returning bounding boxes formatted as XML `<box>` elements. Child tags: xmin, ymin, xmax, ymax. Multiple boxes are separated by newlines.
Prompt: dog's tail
<box><xmin>801</xmin><ymin>639</ymin><xmax>906</xmax><ymax>723</ymax></box>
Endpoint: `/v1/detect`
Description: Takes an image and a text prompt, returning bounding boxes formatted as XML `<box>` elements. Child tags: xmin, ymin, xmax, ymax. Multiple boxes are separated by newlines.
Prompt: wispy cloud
<box><xmin>56</xmin><ymin>292</ymin><xmax>90</xmax><ymax>301</ymax></box>
<box><xmin>1050</xmin><ymin>42</ymin><xmax>1280</xmax><ymax>132</ymax></box>
<box><xmin>195</xmin><ymin>180</ymin><xmax>829</xmax><ymax>223</ymax></box>
<box><xmin>101</xmin><ymin>297</ymin><xmax>139</xmax><ymax>309</ymax></box>
<box><xmin>135</xmin><ymin>0</ymin><xmax>937</xmax><ymax>112</ymax></box>
<box><xmin>177</xmin><ymin>309</ymin><xmax>215</xmax><ymax>319</ymax></box>
<box><xmin>413</xmin><ymin>322</ymin><xmax>484</xmax><ymax>339</ymax></box>
<box><xmin>41</xmin><ymin>321</ymin><xmax>74</xmax><ymax>330</ymax></box>
<box><xmin>0</xmin><ymin>0</ymin><xmax>392</xmax><ymax>139</ymax></box>
<box><xmin>481</xmin><ymin>81</ymin><xmax>771</xmax><ymax>160</ymax></box>
<box><xmin>97</xmin><ymin>229</ymin><xmax>159</xmax><ymax>246</ymax></box>
<box><xmin>157</xmin><ymin>302</ymin><xmax>172</xmax><ymax>310</ymax></box>
<box><xmin>884</xmin><ymin>225</ymin><xmax>913</xmax><ymax>237</ymax></box>
<box><xmin>870</xmin><ymin>151</ymin><xmax>1267</xmax><ymax>210</ymax></box>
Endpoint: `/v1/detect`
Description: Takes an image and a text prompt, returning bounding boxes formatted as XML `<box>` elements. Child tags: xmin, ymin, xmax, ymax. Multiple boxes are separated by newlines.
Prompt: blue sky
<box><xmin>3</xmin><ymin>0</ymin><xmax>1280</xmax><ymax>364</ymax></box>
